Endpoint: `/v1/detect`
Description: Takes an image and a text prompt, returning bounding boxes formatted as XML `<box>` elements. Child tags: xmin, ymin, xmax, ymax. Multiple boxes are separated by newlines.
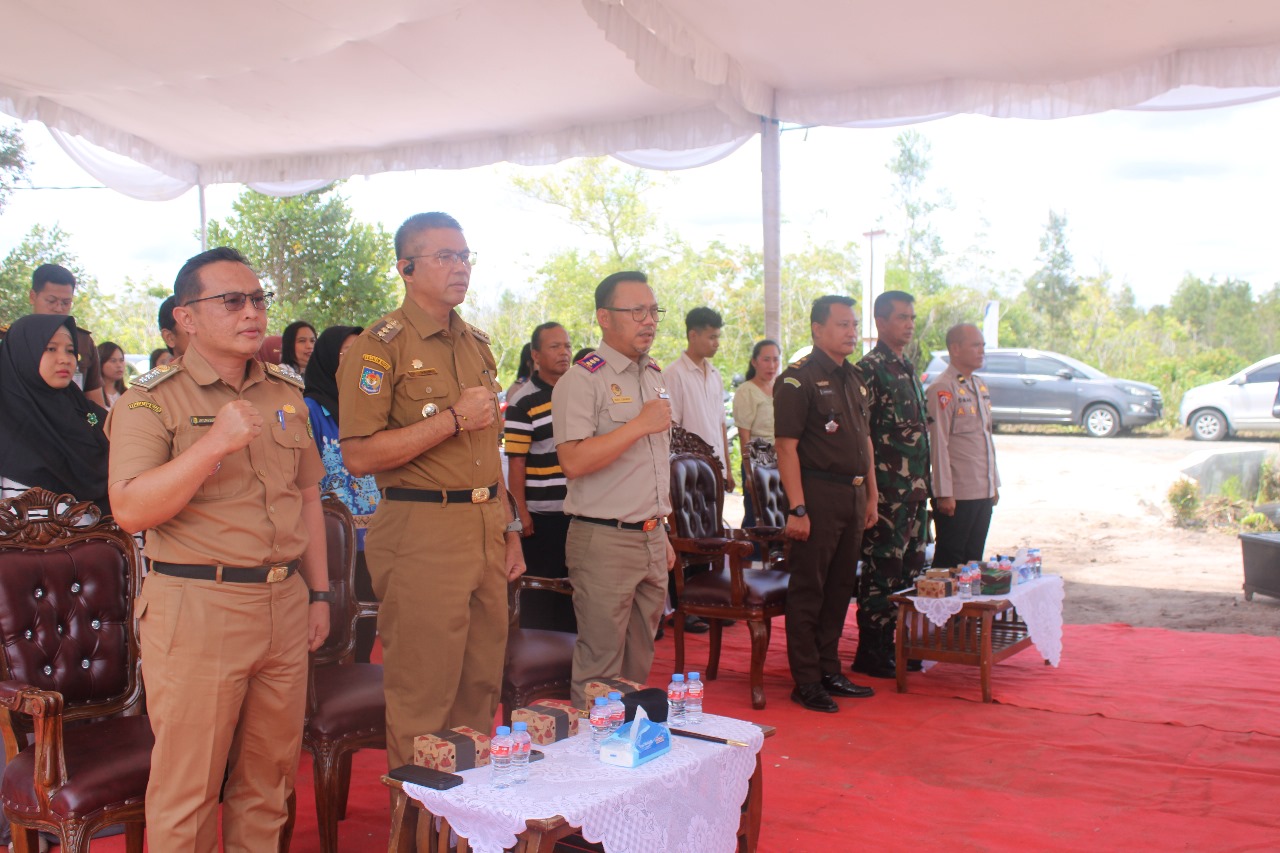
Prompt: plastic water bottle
<box><xmin>667</xmin><ymin>674</ymin><xmax>687</xmax><ymax>727</ymax></box>
<box><xmin>958</xmin><ymin>572</ymin><xmax>972</xmax><ymax>599</ymax></box>
<box><xmin>685</xmin><ymin>672</ymin><xmax>704</xmax><ymax>723</ymax></box>
<box><xmin>491</xmin><ymin>726</ymin><xmax>513</xmax><ymax>788</ymax></box>
<box><xmin>590</xmin><ymin>697</ymin><xmax>611</xmax><ymax>745</ymax></box>
<box><xmin>606</xmin><ymin>691</ymin><xmax>625</xmax><ymax>734</ymax></box>
<box><xmin>510</xmin><ymin>722</ymin><xmax>531</xmax><ymax>784</ymax></box>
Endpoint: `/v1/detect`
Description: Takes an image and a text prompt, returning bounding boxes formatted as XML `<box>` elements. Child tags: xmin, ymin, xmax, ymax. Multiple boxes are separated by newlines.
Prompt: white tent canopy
<box><xmin>6</xmin><ymin>0</ymin><xmax>1280</xmax><ymax>337</ymax></box>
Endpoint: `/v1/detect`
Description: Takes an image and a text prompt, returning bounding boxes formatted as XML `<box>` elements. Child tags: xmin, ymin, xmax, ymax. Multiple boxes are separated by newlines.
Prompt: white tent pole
<box><xmin>198</xmin><ymin>183</ymin><xmax>208</xmax><ymax>250</ymax></box>
<box><xmin>761</xmin><ymin>116</ymin><xmax>781</xmax><ymax>343</ymax></box>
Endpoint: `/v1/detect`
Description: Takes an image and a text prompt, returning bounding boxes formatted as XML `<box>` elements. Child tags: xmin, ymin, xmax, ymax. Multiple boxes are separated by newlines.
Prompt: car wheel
<box><xmin>1083</xmin><ymin>404</ymin><xmax>1120</xmax><ymax>438</ymax></box>
<box><xmin>1189</xmin><ymin>409</ymin><xmax>1228</xmax><ymax>442</ymax></box>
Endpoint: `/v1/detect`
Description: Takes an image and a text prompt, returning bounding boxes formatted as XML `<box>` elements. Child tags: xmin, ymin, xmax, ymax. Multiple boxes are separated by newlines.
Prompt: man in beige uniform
<box><xmin>339</xmin><ymin>212</ymin><xmax>525</xmax><ymax>769</ymax></box>
<box><xmin>107</xmin><ymin>247</ymin><xmax>331</xmax><ymax>852</ymax></box>
<box><xmin>926</xmin><ymin>323</ymin><xmax>1000</xmax><ymax>569</ymax></box>
<box><xmin>552</xmin><ymin>271</ymin><xmax>677</xmax><ymax>708</ymax></box>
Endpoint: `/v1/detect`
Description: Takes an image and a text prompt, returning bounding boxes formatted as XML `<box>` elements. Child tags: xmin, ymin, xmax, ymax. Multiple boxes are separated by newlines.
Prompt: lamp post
<box><xmin>862</xmin><ymin>229</ymin><xmax>886</xmax><ymax>355</ymax></box>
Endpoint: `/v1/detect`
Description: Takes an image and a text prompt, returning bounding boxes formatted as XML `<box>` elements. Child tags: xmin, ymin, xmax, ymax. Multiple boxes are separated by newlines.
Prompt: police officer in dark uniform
<box><xmin>774</xmin><ymin>295</ymin><xmax>879</xmax><ymax>713</ymax></box>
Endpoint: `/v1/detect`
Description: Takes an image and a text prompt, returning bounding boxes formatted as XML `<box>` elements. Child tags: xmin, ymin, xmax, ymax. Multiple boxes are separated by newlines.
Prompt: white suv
<box><xmin>1178</xmin><ymin>354</ymin><xmax>1280</xmax><ymax>441</ymax></box>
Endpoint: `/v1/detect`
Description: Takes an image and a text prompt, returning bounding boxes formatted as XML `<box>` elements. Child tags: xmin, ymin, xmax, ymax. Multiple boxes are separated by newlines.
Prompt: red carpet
<box><xmin>93</xmin><ymin>614</ymin><xmax>1279</xmax><ymax>851</ymax></box>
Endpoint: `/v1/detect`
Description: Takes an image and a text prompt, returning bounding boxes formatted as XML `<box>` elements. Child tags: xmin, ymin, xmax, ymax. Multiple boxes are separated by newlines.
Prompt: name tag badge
<box><xmin>190</xmin><ymin>416</ymin><xmax>216</xmax><ymax>427</ymax></box>
<box><xmin>610</xmin><ymin>383</ymin><xmax>634</xmax><ymax>404</ymax></box>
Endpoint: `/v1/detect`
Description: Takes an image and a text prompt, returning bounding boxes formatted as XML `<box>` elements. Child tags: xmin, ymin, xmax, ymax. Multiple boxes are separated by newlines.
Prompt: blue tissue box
<box><xmin>598</xmin><ymin>718</ymin><xmax>672</xmax><ymax>767</ymax></box>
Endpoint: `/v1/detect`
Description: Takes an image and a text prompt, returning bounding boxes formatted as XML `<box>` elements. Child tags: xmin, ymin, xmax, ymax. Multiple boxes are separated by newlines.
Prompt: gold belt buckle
<box><xmin>471</xmin><ymin>487</ymin><xmax>491</xmax><ymax>504</ymax></box>
<box><xmin>266</xmin><ymin>565</ymin><xmax>290</xmax><ymax>583</ymax></box>
<box><xmin>853</xmin><ymin>475</ymin><xmax>865</xmax><ymax>487</ymax></box>
<box><xmin>642</xmin><ymin>518</ymin><xmax>659</xmax><ymax>532</ymax></box>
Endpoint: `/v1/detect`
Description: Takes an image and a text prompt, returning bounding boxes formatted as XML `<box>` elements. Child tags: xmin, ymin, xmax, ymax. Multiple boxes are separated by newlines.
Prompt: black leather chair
<box><xmin>302</xmin><ymin>494</ymin><xmax>384</xmax><ymax>853</ymax></box>
<box><xmin>667</xmin><ymin>428</ymin><xmax>789</xmax><ymax>709</ymax></box>
<box><xmin>741</xmin><ymin>437</ymin><xmax>791</xmax><ymax>569</ymax></box>
<box><xmin>0</xmin><ymin>489</ymin><xmax>149</xmax><ymax>853</ymax></box>
<box><xmin>500</xmin><ymin>575</ymin><xmax>576</xmax><ymax>722</ymax></box>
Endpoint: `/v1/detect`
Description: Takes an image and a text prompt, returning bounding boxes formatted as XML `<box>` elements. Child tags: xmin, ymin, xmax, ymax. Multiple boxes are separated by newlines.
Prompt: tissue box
<box><xmin>598</xmin><ymin>717</ymin><xmax>672</xmax><ymax>768</ymax></box>
<box><xmin>511</xmin><ymin>700</ymin><xmax>580</xmax><ymax>744</ymax></box>
<box><xmin>413</xmin><ymin>726</ymin><xmax>491</xmax><ymax>772</ymax></box>
<box><xmin>584</xmin><ymin>677</ymin><xmax>645</xmax><ymax>706</ymax></box>
<box><xmin>915</xmin><ymin>578</ymin><xmax>954</xmax><ymax>598</ymax></box>
<box><xmin>924</xmin><ymin>568</ymin><xmax>955</xmax><ymax>580</ymax></box>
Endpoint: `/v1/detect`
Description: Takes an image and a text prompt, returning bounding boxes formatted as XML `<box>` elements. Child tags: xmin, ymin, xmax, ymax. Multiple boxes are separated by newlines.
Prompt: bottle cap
<box><xmin>688</xmin><ymin>672</ymin><xmax>700</xmax><ymax>680</ymax></box>
<box><xmin>608</xmin><ymin>691</ymin><xmax>621</xmax><ymax>699</ymax></box>
<box><xmin>496</xmin><ymin>726</ymin><xmax>511</xmax><ymax>735</ymax></box>
<box><xmin>513</xmin><ymin>722</ymin><xmax>527</xmax><ymax>731</ymax></box>
<box><xmin>672</xmin><ymin>674</ymin><xmax>685</xmax><ymax>682</ymax></box>
<box><xmin>595</xmin><ymin>696</ymin><xmax>608</xmax><ymax>705</ymax></box>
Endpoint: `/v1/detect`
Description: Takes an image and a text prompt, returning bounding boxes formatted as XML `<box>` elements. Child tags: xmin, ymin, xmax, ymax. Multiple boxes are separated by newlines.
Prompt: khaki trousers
<box><xmin>565</xmin><ymin>520</ymin><xmax>668</xmax><ymax>708</ymax></box>
<box><xmin>138</xmin><ymin>571</ymin><xmax>308</xmax><ymax>853</ymax></box>
<box><xmin>366</xmin><ymin>498</ymin><xmax>508</xmax><ymax>768</ymax></box>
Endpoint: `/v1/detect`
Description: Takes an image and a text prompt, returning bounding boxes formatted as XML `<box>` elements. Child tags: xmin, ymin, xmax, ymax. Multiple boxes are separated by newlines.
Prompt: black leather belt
<box><xmin>383</xmin><ymin>485</ymin><xmax>499</xmax><ymax>505</ymax></box>
<box><xmin>802</xmin><ymin>468</ymin><xmax>866</xmax><ymax>487</ymax></box>
<box><xmin>572</xmin><ymin>515</ymin><xmax>663</xmax><ymax>532</ymax></box>
<box><xmin>152</xmin><ymin>560</ymin><xmax>299</xmax><ymax>584</ymax></box>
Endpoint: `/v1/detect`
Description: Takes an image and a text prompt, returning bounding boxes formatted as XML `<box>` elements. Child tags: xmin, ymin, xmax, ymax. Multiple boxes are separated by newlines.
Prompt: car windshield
<box><xmin>1045</xmin><ymin>352</ymin><xmax>1107</xmax><ymax>379</ymax></box>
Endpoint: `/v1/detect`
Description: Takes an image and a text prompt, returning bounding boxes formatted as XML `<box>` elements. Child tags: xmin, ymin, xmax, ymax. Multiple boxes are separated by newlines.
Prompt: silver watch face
<box><xmin>421</xmin><ymin>402</ymin><xmax>439</xmax><ymax>418</ymax></box>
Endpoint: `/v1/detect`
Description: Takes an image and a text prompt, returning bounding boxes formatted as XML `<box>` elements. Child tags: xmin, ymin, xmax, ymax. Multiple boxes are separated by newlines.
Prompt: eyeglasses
<box><xmin>40</xmin><ymin>296</ymin><xmax>75</xmax><ymax>311</ymax></box>
<box><xmin>184</xmin><ymin>291</ymin><xmax>275</xmax><ymax>311</ymax></box>
<box><xmin>603</xmin><ymin>306</ymin><xmax>666</xmax><ymax>323</ymax></box>
<box><xmin>404</xmin><ymin>250</ymin><xmax>478</xmax><ymax>268</ymax></box>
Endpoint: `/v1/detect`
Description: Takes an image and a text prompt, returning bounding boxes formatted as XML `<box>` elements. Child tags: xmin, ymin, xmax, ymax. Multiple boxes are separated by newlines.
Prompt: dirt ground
<box><xmin>727</xmin><ymin>432</ymin><xmax>1280</xmax><ymax>637</ymax></box>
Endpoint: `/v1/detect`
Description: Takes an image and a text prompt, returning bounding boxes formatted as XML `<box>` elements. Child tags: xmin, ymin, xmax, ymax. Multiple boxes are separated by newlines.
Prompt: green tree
<box><xmin>206</xmin><ymin>184</ymin><xmax>400</xmax><ymax>331</ymax></box>
<box><xmin>886</xmin><ymin>129</ymin><xmax>947</xmax><ymax>295</ymax></box>
<box><xmin>1023</xmin><ymin>210</ymin><xmax>1078</xmax><ymax>350</ymax></box>
<box><xmin>0</xmin><ymin>223</ymin><xmax>98</xmax><ymax>324</ymax></box>
<box><xmin>0</xmin><ymin>126</ymin><xmax>28</xmax><ymax>217</ymax></box>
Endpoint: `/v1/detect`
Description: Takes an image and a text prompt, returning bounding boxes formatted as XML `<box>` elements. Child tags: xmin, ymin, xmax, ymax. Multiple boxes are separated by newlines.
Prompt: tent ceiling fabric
<box><xmin>4</xmin><ymin>0</ymin><xmax>1280</xmax><ymax>189</ymax></box>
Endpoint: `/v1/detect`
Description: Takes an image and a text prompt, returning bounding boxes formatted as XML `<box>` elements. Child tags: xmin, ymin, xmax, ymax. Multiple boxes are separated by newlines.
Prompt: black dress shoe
<box><xmin>790</xmin><ymin>682</ymin><xmax>838</xmax><ymax>713</ymax></box>
<box><xmin>682</xmin><ymin>615</ymin><xmax>710</xmax><ymax>634</ymax></box>
<box><xmin>821</xmin><ymin>673</ymin><xmax>875</xmax><ymax>698</ymax></box>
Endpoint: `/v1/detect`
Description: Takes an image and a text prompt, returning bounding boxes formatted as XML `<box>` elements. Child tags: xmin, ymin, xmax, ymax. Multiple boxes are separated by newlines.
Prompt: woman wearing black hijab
<box><xmin>0</xmin><ymin>314</ymin><xmax>110</xmax><ymax>512</ymax></box>
<box><xmin>303</xmin><ymin>325</ymin><xmax>380</xmax><ymax>662</ymax></box>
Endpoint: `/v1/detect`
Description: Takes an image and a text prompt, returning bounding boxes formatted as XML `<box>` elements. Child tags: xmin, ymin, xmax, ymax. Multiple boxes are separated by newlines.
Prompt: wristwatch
<box><xmin>789</xmin><ymin>504</ymin><xmax>807</xmax><ymax>518</ymax></box>
<box><xmin>309</xmin><ymin>589</ymin><xmax>336</xmax><ymax>604</ymax></box>
<box><xmin>505</xmin><ymin>518</ymin><xmax>523</xmax><ymax>534</ymax></box>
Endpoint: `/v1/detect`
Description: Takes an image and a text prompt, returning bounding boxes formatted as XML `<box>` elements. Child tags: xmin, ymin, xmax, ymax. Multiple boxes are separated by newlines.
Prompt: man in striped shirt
<box><xmin>504</xmin><ymin>322</ymin><xmax>576</xmax><ymax>631</ymax></box>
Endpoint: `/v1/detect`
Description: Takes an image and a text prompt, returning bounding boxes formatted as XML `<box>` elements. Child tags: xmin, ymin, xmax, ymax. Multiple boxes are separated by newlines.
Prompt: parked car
<box><xmin>920</xmin><ymin>348</ymin><xmax>1162</xmax><ymax>438</ymax></box>
<box><xmin>1178</xmin><ymin>354</ymin><xmax>1280</xmax><ymax>441</ymax></box>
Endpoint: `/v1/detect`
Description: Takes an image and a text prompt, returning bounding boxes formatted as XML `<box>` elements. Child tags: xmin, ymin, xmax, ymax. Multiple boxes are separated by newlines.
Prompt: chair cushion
<box><xmin>680</xmin><ymin>568</ymin><xmax>790</xmax><ymax>609</ymax></box>
<box><xmin>504</xmin><ymin>628</ymin><xmax>575</xmax><ymax>690</ymax></box>
<box><xmin>752</xmin><ymin>467</ymin><xmax>788</xmax><ymax>528</ymax></box>
<box><xmin>307</xmin><ymin>662</ymin><xmax>385</xmax><ymax>739</ymax></box>
<box><xmin>2</xmin><ymin>715</ymin><xmax>152</xmax><ymax>819</ymax></box>
<box><xmin>670</xmin><ymin>457</ymin><xmax>720</xmax><ymax>539</ymax></box>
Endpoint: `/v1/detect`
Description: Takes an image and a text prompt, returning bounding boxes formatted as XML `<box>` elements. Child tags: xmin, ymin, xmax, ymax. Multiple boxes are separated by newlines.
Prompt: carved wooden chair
<box><xmin>500</xmin><ymin>575</ymin><xmax>576</xmax><ymax>722</ymax></box>
<box><xmin>667</xmin><ymin>428</ymin><xmax>789</xmax><ymax>709</ymax></box>
<box><xmin>302</xmin><ymin>494</ymin><xmax>384</xmax><ymax>853</ymax></box>
<box><xmin>740</xmin><ymin>437</ymin><xmax>791</xmax><ymax>569</ymax></box>
<box><xmin>0</xmin><ymin>489</ymin><xmax>149</xmax><ymax>853</ymax></box>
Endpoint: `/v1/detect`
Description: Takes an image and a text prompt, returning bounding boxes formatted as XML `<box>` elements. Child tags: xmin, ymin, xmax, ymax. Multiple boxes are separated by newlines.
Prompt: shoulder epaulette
<box><xmin>468</xmin><ymin>323</ymin><xmax>491</xmax><ymax>345</ymax></box>
<box><xmin>789</xmin><ymin>356</ymin><xmax>809</xmax><ymax>368</ymax></box>
<box><xmin>131</xmin><ymin>363</ymin><xmax>184</xmax><ymax>389</ymax></box>
<box><xmin>265</xmin><ymin>361</ymin><xmax>305</xmax><ymax>389</ymax></box>
<box><xmin>368</xmin><ymin>316</ymin><xmax>403</xmax><ymax>343</ymax></box>
<box><xmin>0</xmin><ymin>323</ymin><xmax>8</xmax><ymax>335</ymax></box>
<box><xmin>646</xmin><ymin>360</ymin><xmax>662</xmax><ymax>372</ymax></box>
<box><xmin>576</xmin><ymin>353</ymin><xmax>605</xmax><ymax>373</ymax></box>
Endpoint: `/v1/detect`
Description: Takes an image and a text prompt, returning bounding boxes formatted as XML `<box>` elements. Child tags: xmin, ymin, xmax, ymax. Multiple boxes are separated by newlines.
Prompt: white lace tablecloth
<box><xmin>902</xmin><ymin>574</ymin><xmax>1064</xmax><ymax>666</ymax></box>
<box><xmin>402</xmin><ymin>714</ymin><xmax>765</xmax><ymax>853</ymax></box>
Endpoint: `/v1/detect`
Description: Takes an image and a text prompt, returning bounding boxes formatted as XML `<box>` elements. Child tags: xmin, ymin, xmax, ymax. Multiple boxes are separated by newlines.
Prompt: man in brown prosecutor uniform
<box><xmin>107</xmin><ymin>247</ymin><xmax>331</xmax><ymax>851</ymax></box>
<box><xmin>552</xmin><ymin>271</ymin><xmax>676</xmax><ymax>708</ymax></box>
<box><xmin>338</xmin><ymin>212</ymin><xmax>525</xmax><ymax>770</ymax></box>
<box><xmin>774</xmin><ymin>295</ymin><xmax>879</xmax><ymax>713</ymax></box>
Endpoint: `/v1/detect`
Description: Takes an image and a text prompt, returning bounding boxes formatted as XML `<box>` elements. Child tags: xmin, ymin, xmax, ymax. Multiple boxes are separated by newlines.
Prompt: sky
<box><xmin>3</xmin><ymin>95</ymin><xmax>1279</xmax><ymax>312</ymax></box>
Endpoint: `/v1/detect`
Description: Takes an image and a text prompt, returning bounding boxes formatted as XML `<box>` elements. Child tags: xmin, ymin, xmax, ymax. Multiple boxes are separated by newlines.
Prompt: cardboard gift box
<box><xmin>980</xmin><ymin>565</ymin><xmax>1012</xmax><ymax>596</ymax></box>
<box><xmin>512</xmin><ymin>700</ymin><xmax>580</xmax><ymax>744</ymax></box>
<box><xmin>413</xmin><ymin>726</ymin><xmax>491</xmax><ymax>772</ymax></box>
<box><xmin>924</xmin><ymin>568</ymin><xmax>956</xmax><ymax>580</ymax></box>
<box><xmin>915</xmin><ymin>578</ymin><xmax>954</xmax><ymax>598</ymax></box>
<box><xmin>584</xmin><ymin>676</ymin><xmax>645</xmax><ymax>706</ymax></box>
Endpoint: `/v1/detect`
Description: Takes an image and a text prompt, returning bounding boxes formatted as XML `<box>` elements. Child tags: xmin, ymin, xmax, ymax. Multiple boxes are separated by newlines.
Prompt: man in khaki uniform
<box><xmin>552</xmin><ymin>271</ymin><xmax>677</xmax><ymax>708</ymax></box>
<box><xmin>106</xmin><ymin>247</ymin><xmax>331</xmax><ymax>852</ymax></box>
<box><xmin>338</xmin><ymin>212</ymin><xmax>525</xmax><ymax>769</ymax></box>
<box><xmin>927</xmin><ymin>323</ymin><xmax>1000</xmax><ymax>568</ymax></box>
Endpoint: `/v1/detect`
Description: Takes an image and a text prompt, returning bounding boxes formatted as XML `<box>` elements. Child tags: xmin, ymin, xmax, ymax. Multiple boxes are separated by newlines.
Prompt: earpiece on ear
<box><xmin>404</xmin><ymin>261</ymin><xmax>415</xmax><ymax>276</ymax></box>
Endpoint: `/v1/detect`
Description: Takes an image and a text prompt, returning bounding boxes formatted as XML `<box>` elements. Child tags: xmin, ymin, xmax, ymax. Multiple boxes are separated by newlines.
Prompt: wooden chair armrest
<box><xmin>670</xmin><ymin>536</ymin><xmax>753</xmax><ymax>558</ymax></box>
<box><xmin>0</xmin><ymin>680</ymin><xmax>68</xmax><ymax>796</ymax></box>
<box><xmin>519</xmin><ymin>575</ymin><xmax>574</xmax><ymax>596</ymax></box>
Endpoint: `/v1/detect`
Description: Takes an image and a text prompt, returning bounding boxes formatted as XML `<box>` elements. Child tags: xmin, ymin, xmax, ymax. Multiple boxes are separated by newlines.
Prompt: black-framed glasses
<box><xmin>603</xmin><ymin>305</ymin><xmax>666</xmax><ymax>323</ymax></box>
<box><xmin>184</xmin><ymin>291</ymin><xmax>275</xmax><ymax>311</ymax></box>
<box><xmin>404</xmin><ymin>250</ymin><xmax>478</xmax><ymax>268</ymax></box>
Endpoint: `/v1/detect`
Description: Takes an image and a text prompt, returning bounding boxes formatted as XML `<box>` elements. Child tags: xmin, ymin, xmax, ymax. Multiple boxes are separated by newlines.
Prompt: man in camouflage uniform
<box><xmin>853</xmin><ymin>290</ymin><xmax>931</xmax><ymax>678</ymax></box>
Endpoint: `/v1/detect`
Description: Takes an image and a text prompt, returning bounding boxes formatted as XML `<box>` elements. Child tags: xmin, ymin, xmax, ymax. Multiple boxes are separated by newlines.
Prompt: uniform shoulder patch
<box><xmin>130</xmin><ymin>363</ymin><xmax>184</xmax><ymax>389</ymax></box>
<box><xmin>576</xmin><ymin>353</ymin><xmax>605</xmax><ymax>373</ymax></box>
<box><xmin>937</xmin><ymin>390</ymin><xmax>952</xmax><ymax>409</ymax></box>
<box><xmin>368</xmin><ymin>316</ymin><xmax>403</xmax><ymax>343</ymax></box>
<box><xmin>264</xmin><ymin>361</ymin><xmax>305</xmax><ymax>389</ymax></box>
<box><xmin>782</xmin><ymin>376</ymin><xmax>801</xmax><ymax>388</ymax></box>
<box><xmin>468</xmin><ymin>323</ymin><xmax>491</xmax><ymax>345</ymax></box>
<box><xmin>646</xmin><ymin>360</ymin><xmax>662</xmax><ymax>372</ymax></box>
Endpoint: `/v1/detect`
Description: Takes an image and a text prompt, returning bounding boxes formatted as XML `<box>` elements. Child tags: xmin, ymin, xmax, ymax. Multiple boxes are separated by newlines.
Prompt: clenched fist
<box><xmin>453</xmin><ymin>385</ymin><xmax>497</xmax><ymax>431</ymax></box>
<box><xmin>634</xmin><ymin>398</ymin><xmax>672</xmax><ymax>436</ymax></box>
<box><xmin>208</xmin><ymin>400</ymin><xmax>263</xmax><ymax>455</ymax></box>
